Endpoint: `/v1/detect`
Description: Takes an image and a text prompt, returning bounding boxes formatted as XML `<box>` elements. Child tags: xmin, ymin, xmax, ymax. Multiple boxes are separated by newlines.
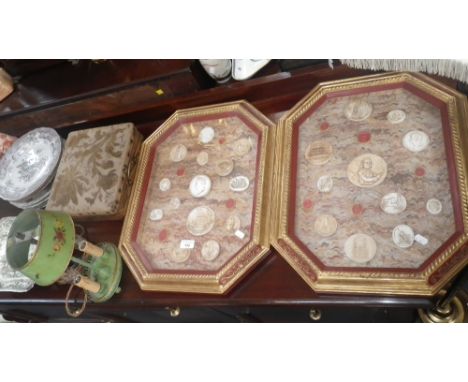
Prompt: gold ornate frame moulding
<box><xmin>271</xmin><ymin>72</ymin><xmax>468</xmax><ymax>296</ymax></box>
<box><xmin>119</xmin><ymin>100</ymin><xmax>275</xmax><ymax>293</ymax></box>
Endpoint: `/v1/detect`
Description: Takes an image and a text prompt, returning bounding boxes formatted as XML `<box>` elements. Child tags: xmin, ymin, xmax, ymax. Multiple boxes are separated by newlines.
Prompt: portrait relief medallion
<box><xmin>347</xmin><ymin>153</ymin><xmax>387</xmax><ymax>188</ymax></box>
<box><xmin>189</xmin><ymin>175</ymin><xmax>212</xmax><ymax>198</ymax></box>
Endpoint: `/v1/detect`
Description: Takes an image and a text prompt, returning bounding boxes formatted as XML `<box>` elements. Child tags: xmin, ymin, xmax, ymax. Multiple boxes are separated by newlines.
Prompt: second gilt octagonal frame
<box><xmin>272</xmin><ymin>72</ymin><xmax>468</xmax><ymax>296</ymax></box>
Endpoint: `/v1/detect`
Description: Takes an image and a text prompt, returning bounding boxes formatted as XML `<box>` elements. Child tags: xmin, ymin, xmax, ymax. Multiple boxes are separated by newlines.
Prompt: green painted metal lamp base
<box><xmin>85</xmin><ymin>243</ymin><xmax>122</xmax><ymax>303</ymax></box>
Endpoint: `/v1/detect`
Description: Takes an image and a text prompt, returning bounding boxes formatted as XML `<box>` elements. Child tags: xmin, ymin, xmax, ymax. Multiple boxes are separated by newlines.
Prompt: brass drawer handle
<box><xmin>309</xmin><ymin>308</ymin><xmax>322</xmax><ymax>321</ymax></box>
<box><xmin>165</xmin><ymin>306</ymin><xmax>181</xmax><ymax>318</ymax></box>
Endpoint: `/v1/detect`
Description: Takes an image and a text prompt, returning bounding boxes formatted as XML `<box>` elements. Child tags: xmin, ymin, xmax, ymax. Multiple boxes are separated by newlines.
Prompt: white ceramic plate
<box><xmin>10</xmin><ymin>179</ymin><xmax>53</xmax><ymax>206</ymax></box>
<box><xmin>0</xmin><ymin>128</ymin><xmax>62</xmax><ymax>202</ymax></box>
<box><xmin>232</xmin><ymin>59</ymin><xmax>271</xmax><ymax>81</ymax></box>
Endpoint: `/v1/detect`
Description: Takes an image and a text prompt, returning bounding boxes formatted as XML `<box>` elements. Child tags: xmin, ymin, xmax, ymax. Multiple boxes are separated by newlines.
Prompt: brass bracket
<box><xmin>418</xmin><ymin>296</ymin><xmax>465</xmax><ymax>323</ymax></box>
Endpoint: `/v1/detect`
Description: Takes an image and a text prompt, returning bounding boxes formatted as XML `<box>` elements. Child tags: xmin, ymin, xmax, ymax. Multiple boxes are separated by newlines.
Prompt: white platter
<box><xmin>0</xmin><ymin>128</ymin><xmax>62</xmax><ymax>202</ymax></box>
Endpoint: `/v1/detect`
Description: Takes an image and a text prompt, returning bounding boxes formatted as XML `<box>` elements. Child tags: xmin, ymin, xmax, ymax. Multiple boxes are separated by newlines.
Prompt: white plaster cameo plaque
<box><xmin>387</xmin><ymin>109</ymin><xmax>406</xmax><ymax>124</ymax></box>
<box><xmin>170</xmin><ymin>144</ymin><xmax>187</xmax><ymax>162</ymax></box>
<box><xmin>347</xmin><ymin>153</ymin><xmax>387</xmax><ymax>188</ymax></box>
<box><xmin>392</xmin><ymin>224</ymin><xmax>415</xmax><ymax>248</ymax></box>
<box><xmin>380</xmin><ymin>193</ymin><xmax>407</xmax><ymax>214</ymax></box>
<box><xmin>314</xmin><ymin>214</ymin><xmax>338</xmax><ymax>237</ymax></box>
<box><xmin>229</xmin><ymin>176</ymin><xmax>250</xmax><ymax>192</ymax></box>
<box><xmin>402</xmin><ymin>131</ymin><xmax>429</xmax><ymax>152</ymax></box>
<box><xmin>201</xmin><ymin>240</ymin><xmax>221</xmax><ymax>261</ymax></box>
<box><xmin>225</xmin><ymin>214</ymin><xmax>241</xmax><ymax>232</ymax></box>
<box><xmin>215</xmin><ymin>159</ymin><xmax>234</xmax><ymax>176</ymax></box>
<box><xmin>317</xmin><ymin>175</ymin><xmax>333</xmax><ymax>193</ymax></box>
<box><xmin>170</xmin><ymin>248</ymin><xmax>191</xmax><ymax>263</ymax></box>
<box><xmin>345</xmin><ymin>100</ymin><xmax>372</xmax><ymax>121</ymax></box>
<box><xmin>149</xmin><ymin>208</ymin><xmax>164</xmax><ymax>221</ymax></box>
<box><xmin>305</xmin><ymin>141</ymin><xmax>333</xmax><ymax>165</ymax></box>
<box><xmin>189</xmin><ymin>175</ymin><xmax>212</xmax><ymax>198</ymax></box>
<box><xmin>199</xmin><ymin>126</ymin><xmax>215</xmax><ymax>144</ymax></box>
<box><xmin>426</xmin><ymin>198</ymin><xmax>442</xmax><ymax>215</ymax></box>
<box><xmin>234</xmin><ymin>138</ymin><xmax>253</xmax><ymax>156</ymax></box>
<box><xmin>159</xmin><ymin>178</ymin><xmax>171</xmax><ymax>192</ymax></box>
<box><xmin>186</xmin><ymin>206</ymin><xmax>215</xmax><ymax>236</ymax></box>
<box><xmin>196</xmin><ymin>151</ymin><xmax>209</xmax><ymax>166</ymax></box>
<box><xmin>344</xmin><ymin>233</ymin><xmax>377</xmax><ymax>263</ymax></box>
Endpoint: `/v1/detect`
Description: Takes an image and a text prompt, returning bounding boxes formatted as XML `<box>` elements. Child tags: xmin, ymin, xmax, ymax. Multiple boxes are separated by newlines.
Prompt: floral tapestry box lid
<box><xmin>46</xmin><ymin>123</ymin><xmax>142</xmax><ymax>220</ymax></box>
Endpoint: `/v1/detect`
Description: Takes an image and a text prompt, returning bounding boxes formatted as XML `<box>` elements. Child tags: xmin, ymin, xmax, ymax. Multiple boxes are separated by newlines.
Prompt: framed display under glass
<box><xmin>272</xmin><ymin>72</ymin><xmax>468</xmax><ymax>296</ymax></box>
<box><xmin>119</xmin><ymin>101</ymin><xmax>274</xmax><ymax>293</ymax></box>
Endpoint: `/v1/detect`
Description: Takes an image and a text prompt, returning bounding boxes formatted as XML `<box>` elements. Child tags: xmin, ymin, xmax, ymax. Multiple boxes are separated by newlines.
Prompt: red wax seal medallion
<box><xmin>159</xmin><ymin>229</ymin><xmax>169</xmax><ymax>242</ymax></box>
<box><xmin>358</xmin><ymin>131</ymin><xmax>371</xmax><ymax>143</ymax></box>
<box><xmin>415</xmin><ymin>167</ymin><xmax>426</xmax><ymax>177</ymax></box>
<box><xmin>303</xmin><ymin>199</ymin><xmax>314</xmax><ymax>210</ymax></box>
<box><xmin>226</xmin><ymin>199</ymin><xmax>236</xmax><ymax>209</ymax></box>
<box><xmin>320</xmin><ymin>122</ymin><xmax>330</xmax><ymax>131</ymax></box>
<box><xmin>176</xmin><ymin>167</ymin><xmax>185</xmax><ymax>176</ymax></box>
<box><xmin>352</xmin><ymin>204</ymin><xmax>365</xmax><ymax>215</ymax></box>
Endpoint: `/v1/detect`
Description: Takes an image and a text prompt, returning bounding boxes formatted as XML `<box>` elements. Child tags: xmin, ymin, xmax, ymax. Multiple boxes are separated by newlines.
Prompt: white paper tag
<box><xmin>234</xmin><ymin>230</ymin><xmax>245</xmax><ymax>239</ymax></box>
<box><xmin>180</xmin><ymin>240</ymin><xmax>195</xmax><ymax>249</ymax></box>
<box><xmin>414</xmin><ymin>234</ymin><xmax>428</xmax><ymax>246</ymax></box>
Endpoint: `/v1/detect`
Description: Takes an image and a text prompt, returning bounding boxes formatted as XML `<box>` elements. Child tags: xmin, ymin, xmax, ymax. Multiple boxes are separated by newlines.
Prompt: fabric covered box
<box><xmin>46</xmin><ymin>123</ymin><xmax>142</xmax><ymax>220</ymax></box>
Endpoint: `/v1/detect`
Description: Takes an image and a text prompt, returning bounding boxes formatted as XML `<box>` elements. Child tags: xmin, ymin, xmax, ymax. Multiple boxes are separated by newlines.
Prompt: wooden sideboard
<box><xmin>0</xmin><ymin>60</ymin><xmax>465</xmax><ymax>322</ymax></box>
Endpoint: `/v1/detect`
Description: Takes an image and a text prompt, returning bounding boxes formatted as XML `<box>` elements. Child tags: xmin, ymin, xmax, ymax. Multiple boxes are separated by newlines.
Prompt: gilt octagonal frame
<box><xmin>272</xmin><ymin>72</ymin><xmax>468</xmax><ymax>296</ymax></box>
<box><xmin>120</xmin><ymin>100</ymin><xmax>274</xmax><ymax>294</ymax></box>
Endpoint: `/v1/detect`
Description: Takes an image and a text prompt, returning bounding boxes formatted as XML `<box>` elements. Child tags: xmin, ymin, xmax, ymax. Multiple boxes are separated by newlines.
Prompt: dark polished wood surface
<box><xmin>1</xmin><ymin>60</ymin><xmax>457</xmax><ymax>321</ymax></box>
<box><xmin>0</xmin><ymin>63</ymin><xmax>372</xmax><ymax>135</ymax></box>
<box><xmin>0</xmin><ymin>60</ymin><xmax>196</xmax><ymax>118</ymax></box>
